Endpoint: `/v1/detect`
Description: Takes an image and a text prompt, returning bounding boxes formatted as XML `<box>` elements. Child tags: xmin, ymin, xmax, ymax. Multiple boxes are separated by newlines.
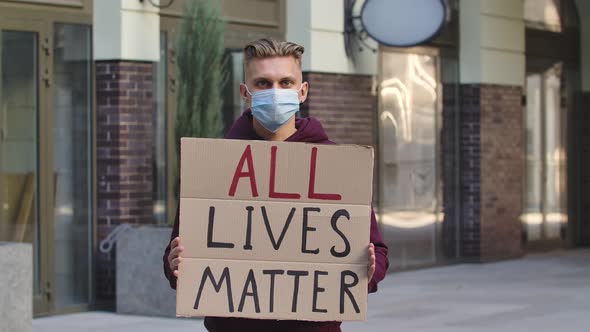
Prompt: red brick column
<box><xmin>459</xmin><ymin>84</ymin><xmax>524</xmax><ymax>261</ymax></box>
<box><xmin>95</xmin><ymin>61</ymin><xmax>154</xmax><ymax>304</ymax></box>
<box><xmin>301</xmin><ymin>72</ymin><xmax>378</xmax><ymax>202</ymax></box>
<box><xmin>302</xmin><ymin>73</ymin><xmax>376</xmax><ymax>146</ymax></box>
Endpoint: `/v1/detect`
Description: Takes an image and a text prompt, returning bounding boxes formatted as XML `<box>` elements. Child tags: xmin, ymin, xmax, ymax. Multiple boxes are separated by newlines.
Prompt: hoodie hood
<box><xmin>225</xmin><ymin>109</ymin><xmax>332</xmax><ymax>144</ymax></box>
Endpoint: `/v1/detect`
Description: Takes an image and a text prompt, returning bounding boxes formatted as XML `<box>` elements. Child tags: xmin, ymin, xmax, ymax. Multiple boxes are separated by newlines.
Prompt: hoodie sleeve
<box><xmin>368</xmin><ymin>207</ymin><xmax>389</xmax><ymax>293</ymax></box>
<box><xmin>163</xmin><ymin>204</ymin><xmax>180</xmax><ymax>290</ymax></box>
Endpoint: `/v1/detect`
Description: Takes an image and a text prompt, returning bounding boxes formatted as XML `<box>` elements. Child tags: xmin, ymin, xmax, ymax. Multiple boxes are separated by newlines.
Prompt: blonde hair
<box><xmin>243</xmin><ymin>38</ymin><xmax>304</xmax><ymax>68</ymax></box>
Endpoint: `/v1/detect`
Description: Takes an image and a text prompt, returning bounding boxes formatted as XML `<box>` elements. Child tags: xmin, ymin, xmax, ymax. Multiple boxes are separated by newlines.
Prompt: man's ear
<box><xmin>239</xmin><ymin>83</ymin><xmax>250</xmax><ymax>103</ymax></box>
<box><xmin>299</xmin><ymin>81</ymin><xmax>309</xmax><ymax>104</ymax></box>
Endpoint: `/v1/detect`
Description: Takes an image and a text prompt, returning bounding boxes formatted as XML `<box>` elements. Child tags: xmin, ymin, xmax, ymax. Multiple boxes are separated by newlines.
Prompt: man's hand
<box><xmin>168</xmin><ymin>237</ymin><xmax>184</xmax><ymax>278</ymax></box>
<box><xmin>368</xmin><ymin>243</ymin><xmax>376</xmax><ymax>283</ymax></box>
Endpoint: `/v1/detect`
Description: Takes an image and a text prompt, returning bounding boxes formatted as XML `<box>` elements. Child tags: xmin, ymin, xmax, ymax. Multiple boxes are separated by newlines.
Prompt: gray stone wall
<box><xmin>116</xmin><ymin>227</ymin><xmax>176</xmax><ymax>317</ymax></box>
<box><xmin>0</xmin><ymin>242</ymin><xmax>32</xmax><ymax>332</ymax></box>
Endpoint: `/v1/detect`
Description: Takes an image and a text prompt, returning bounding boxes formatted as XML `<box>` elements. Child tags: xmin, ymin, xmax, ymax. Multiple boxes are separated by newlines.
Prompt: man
<box><xmin>163</xmin><ymin>38</ymin><xmax>389</xmax><ymax>332</ymax></box>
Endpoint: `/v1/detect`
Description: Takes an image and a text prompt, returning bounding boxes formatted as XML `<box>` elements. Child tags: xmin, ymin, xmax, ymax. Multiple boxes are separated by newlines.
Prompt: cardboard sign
<box><xmin>176</xmin><ymin>138</ymin><xmax>374</xmax><ymax>321</ymax></box>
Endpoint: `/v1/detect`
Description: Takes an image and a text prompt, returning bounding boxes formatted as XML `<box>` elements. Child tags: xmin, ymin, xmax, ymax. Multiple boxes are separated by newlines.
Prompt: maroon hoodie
<box><xmin>163</xmin><ymin>110</ymin><xmax>389</xmax><ymax>332</ymax></box>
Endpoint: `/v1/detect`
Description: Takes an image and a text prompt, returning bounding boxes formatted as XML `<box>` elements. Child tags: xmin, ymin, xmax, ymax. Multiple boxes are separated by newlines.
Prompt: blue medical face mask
<box><xmin>245</xmin><ymin>85</ymin><xmax>303</xmax><ymax>133</ymax></box>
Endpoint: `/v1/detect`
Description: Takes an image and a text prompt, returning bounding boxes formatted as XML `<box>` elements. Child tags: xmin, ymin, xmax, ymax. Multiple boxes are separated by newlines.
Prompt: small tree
<box><xmin>174</xmin><ymin>0</ymin><xmax>226</xmax><ymax>199</ymax></box>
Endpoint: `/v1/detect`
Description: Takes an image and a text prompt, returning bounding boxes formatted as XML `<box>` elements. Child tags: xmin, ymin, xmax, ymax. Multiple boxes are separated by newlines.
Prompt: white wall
<box><xmin>575</xmin><ymin>0</ymin><xmax>590</xmax><ymax>92</ymax></box>
<box><xmin>460</xmin><ymin>0</ymin><xmax>525</xmax><ymax>86</ymax></box>
<box><xmin>286</xmin><ymin>0</ymin><xmax>377</xmax><ymax>75</ymax></box>
<box><xmin>94</xmin><ymin>0</ymin><xmax>160</xmax><ymax>61</ymax></box>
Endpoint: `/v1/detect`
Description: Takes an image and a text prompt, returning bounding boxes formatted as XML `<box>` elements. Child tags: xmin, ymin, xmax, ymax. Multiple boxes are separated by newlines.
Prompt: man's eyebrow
<box><xmin>249</xmin><ymin>75</ymin><xmax>297</xmax><ymax>82</ymax></box>
<box><xmin>250</xmin><ymin>76</ymin><xmax>271</xmax><ymax>82</ymax></box>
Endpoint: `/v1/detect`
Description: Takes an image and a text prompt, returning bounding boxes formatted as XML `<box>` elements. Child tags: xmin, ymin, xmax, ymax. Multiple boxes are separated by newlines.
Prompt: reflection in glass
<box><xmin>52</xmin><ymin>23</ymin><xmax>92</xmax><ymax>308</ymax></box>
<box><xmin>524</xmin><ymin>0</ymin><xmax>562</xmax><ymax>32</ymax></box>
<box><xmin>543</xmin><ymin>65</ymin><xmax>567</xmax><ymax>239</ymax></box>
<box><xmin>0</xmin><ymin>30</ymin><xmax>40</xmax><ymax>293</ymax></box>
<box><xmin>524</xmin><ymin>74</ymin><xmax>543</xmax><ymax>241</ymax></box>
<box><xmin>523</xmin><ymin>63</ymin><xmax>567</xmax><ymax>244</ymax></box>
<box><xmin>153</xmin><ymin>31</ymin><xmax>167</xmax><ymax>224</ymax></box>
<box><xmin>379</xmin><ymin>52</ymin><xmax>441</xmax><ymax>268</ymax></box>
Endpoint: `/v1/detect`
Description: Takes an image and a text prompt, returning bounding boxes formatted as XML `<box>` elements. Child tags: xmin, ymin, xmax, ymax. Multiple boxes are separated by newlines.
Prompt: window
<box><xmin>52</xmin><ymin>22</ymin><xmax>93</xmax><ymax>309</ymax></box>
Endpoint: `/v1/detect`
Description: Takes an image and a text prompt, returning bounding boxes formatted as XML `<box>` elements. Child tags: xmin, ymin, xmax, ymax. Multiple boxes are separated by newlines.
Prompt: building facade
<box><xmin>0</xmin><ymin>0</ymin><xmax>589</xmax><ymax>317</ymax></box>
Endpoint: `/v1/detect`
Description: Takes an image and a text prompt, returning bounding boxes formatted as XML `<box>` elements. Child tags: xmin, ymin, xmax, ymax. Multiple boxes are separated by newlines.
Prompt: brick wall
<box><xmin>459</xmin><ymin>84</ymin><xmax>524</xmax><ymax>261</ymax></box>
<box><xmin>459</xmin><ymin>85</ymin><xmax>482</xmax><ymax>258</ymax></box>
<box><xmin>301</xmin><ymin>72</ymin><xmax>378</xmax><ymax>203</ymax></box>
<box><xmin>479</xmin><ymin>85</ymin><xmax>523</xmax><ymax>260</ymax></box>
<box><xmin>302</xmin><ymin>72</ymin><xmax>376</xmax><ymax>146</ymax></box>
<box><xmin>95</xmin><ymin>61</ymin><xmax>155</xmax><ymax>304</ymax></box>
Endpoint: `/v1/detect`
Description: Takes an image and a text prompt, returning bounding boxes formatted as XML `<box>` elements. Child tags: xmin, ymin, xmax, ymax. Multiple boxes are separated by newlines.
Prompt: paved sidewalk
<box><xmin>34</xmin><ymin>249</ymin><xmax>590</xmax><ymax>332</ymax></box>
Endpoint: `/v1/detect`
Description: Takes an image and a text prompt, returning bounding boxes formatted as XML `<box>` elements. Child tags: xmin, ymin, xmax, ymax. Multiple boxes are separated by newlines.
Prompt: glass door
<box><xmin>523</xmin><ymin>61</ymin><xmax>568</xmax><ymax>248</ymax></box>
<box><xmin>0</xmin><ymin>18</ymin><xmax>93</xmax><ymax>315</ymax></box>
<box><xmin>0</xmin><ymin>19</ymin><xmax>51</xmax><ymax>314</ymax></box>
<box><xmin>378</xmin><ymin>50</ymin><xmax>443</xmax><ymax>269</ymax></box>
<box><xmin>51</xmin><ymin>22</ymin><xmax>93</xmax><ymax>311</ymax></box>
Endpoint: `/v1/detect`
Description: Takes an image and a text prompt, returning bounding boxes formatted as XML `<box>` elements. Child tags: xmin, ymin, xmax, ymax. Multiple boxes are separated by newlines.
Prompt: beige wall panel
<box><xmin>310</xmin><ymin>31</ymin><xmax>377</xmax><ymax>75</ymax></box>
<box><xmin>120</xmin><ymin>9</ymin><xmax>160</xmax><ymax>61</ymax></box>
<box><xmin>481</xmin><ymin>49</ymin><xmax>524</xmax><ymax>86</ymax></box>
<box><xmin>480</xmin><ymin>0</ymin><xmax>524</xmax><ymax>19</ymax></box>
<box><xmin>93</xmin><ymin>0</ymin><xmax>159</xmax><ymax>61</ymax></box>
<box><xmin>121</xmin><ymin>0</ymin><xmax>158</xmax><ymax>12</ymax></box>
<box><xmin>160</xmin><ymin>0</ymin><xmax>282</xmax><ymax>28</ymax></box>
<box><xmin>460</xmin><ymin>0</ymin><xmax>482</xmax><ymax>83</ymax></box>
<box><xmin>286</xmin><ymin>0</ymin><xmax>376</xmax><ymax>75</ymax></box>
<box><xmin>223</xmin><ymin>0</ymin><xmax>281</xmax><ymax>28</ymax></box>
<box><xmin>481</xmin><ymin>15</ymin><xmax>524</xmax><ymax>52</ymax></box>
<box><xmin>310</xmin><ymin>0</ymin><xmax>343</xmax><ymax>32</ymax></box>
<box><xmin>93</xmin><ymin>0</ymin><xmax>122</xmax><ymax>59</ymax></box>
<box><xmin>460</xmin><ymin>0</ymin><xmax>524</xmax><ymax>86</ymax></box>
<box><xmin>310</xmin><ymin>31</ymin><xmax>353</xmax><ymax>73</ymax></box>
<box><xmin>286</xmin><ymin>0</ymin><xmax>312</xmax><ymax>71</ymax></box>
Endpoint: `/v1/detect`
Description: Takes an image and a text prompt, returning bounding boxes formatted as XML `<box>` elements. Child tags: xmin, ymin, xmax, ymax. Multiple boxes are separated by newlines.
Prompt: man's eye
<box><xmin>256</xmin><ymin>81</ymin><xmax>270</xmax><ymax>88</ymax></box>
<box><xmin>281</xmin><ymin>81</ymin><xmax>294</xmax><ymax>87</ymax></box>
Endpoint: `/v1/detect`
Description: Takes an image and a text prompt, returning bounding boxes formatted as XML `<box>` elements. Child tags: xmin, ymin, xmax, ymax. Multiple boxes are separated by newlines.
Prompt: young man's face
<box><xmin>240</xmin><ymin>56</ymin><xmax>309</xmax><ymax>104</ymax></box>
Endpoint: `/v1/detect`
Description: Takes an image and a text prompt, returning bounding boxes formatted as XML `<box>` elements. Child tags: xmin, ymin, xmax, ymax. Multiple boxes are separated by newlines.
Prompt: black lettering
<box><xmin>339</xmin><ymin>270</ymin><xmax>360</xmax><ymax>314</ymax></box>
<box><xmin>302</xmin><ymin>207</ymin><xmax>320</xmax><ymax>254</ymax></box>
<box><xmin>243</xmin><ymin>206</ymin><xmax>254</xmax><ymax>250</ymax></box>
<box><xmin>330</xmin><ymin>209</ymin><xmax>351</xmax><ymax>258</ymax></box>
<box><xmin>263</xmin><ymin>269</ymin><xmax>285</xmax><ymax>313</ymax></box>
<box><xmin>287</xmin><ymin>270</ymin><xmax>309</xmax><ymax>312</ymax></box>
<box><xmin>207</xmin><ymin>206</ymin><xmax>235</xmax><ymax>248</ymax></box>
<box><xmin>194</xmin><ymin>266</ymin><xmax>234</xmax><ymax>312</ymax></box>
<box><xmin>238</xmin><ymin>269</ymin><xmax>260</xmax><ymax>313</ymax></box>
<box><xmin>312</xmin><ymin>271</ymin><xmax>329</xmax><ymax>313</ymax></box>
<box><xmin>261</xmin><ymin>206</ymin><xmax>296</xmax><ymax>250</ymax></box>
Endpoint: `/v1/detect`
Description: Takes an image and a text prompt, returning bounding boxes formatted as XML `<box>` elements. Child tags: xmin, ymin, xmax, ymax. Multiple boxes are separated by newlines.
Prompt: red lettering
<box><xmin>308</xmin><ymin>147</ymin><xmax>342</xmax><ymax>200</ymax></box>
<box><xmin>228</xmin><ymin>145</ymin><xmax>259</xmax><ymax>197</ymax></box>
<box><xmin>269</xmin><ymin>146</ymin><xmax>301</xmax><ymax>199</ymax></box>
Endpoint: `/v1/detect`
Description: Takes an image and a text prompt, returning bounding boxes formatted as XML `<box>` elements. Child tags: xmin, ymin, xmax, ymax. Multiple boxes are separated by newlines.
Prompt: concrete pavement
<box><xmin>34</xmin><ymin>249</ymin><xmax>590</xmax><ymax>332</ymax></box>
